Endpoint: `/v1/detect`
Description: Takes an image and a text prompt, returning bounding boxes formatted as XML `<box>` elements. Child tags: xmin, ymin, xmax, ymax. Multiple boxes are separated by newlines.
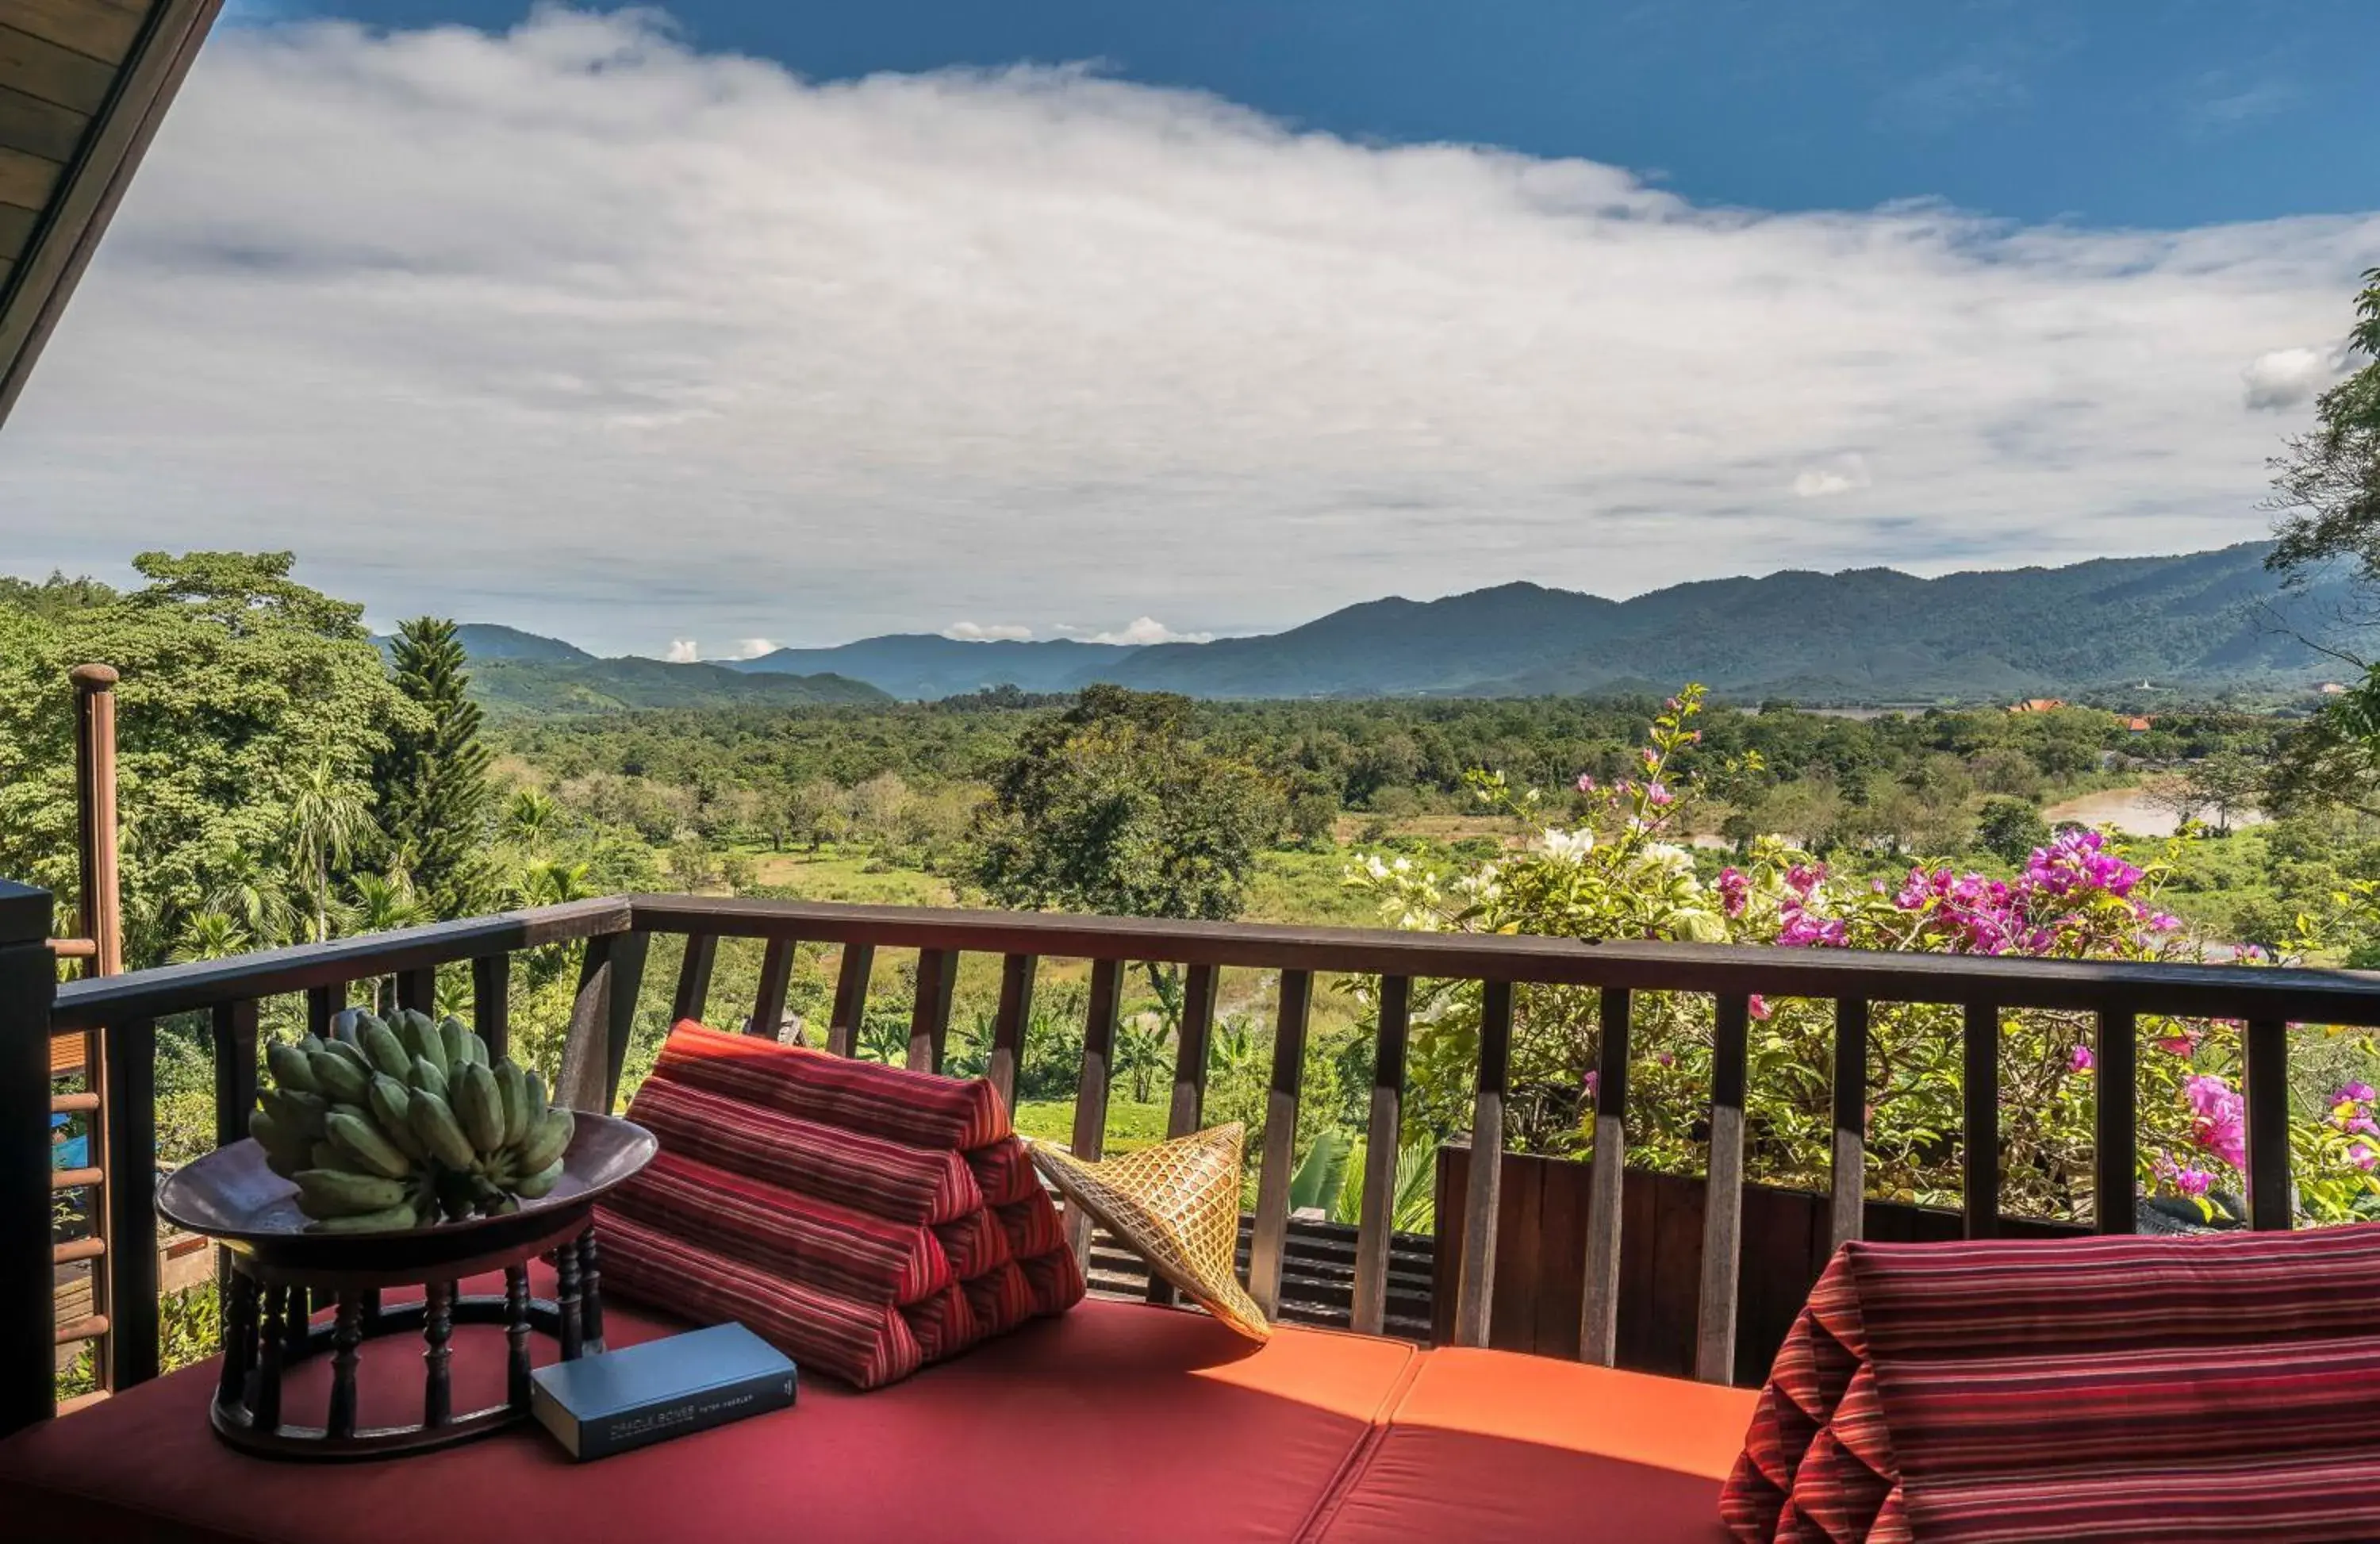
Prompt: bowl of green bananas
<box><xmin>158</xmin><ymin>1008</ymin><xmax>654</xmax><ymax>1268</ymax></box>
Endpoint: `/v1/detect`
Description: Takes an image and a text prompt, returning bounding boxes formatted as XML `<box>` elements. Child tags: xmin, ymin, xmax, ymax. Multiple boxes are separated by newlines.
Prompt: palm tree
<box><xmin>349</xmin><ymin>872</ymin><xmax>431</xmax><ymax>934</ymax></box>
<box><xmin>514</xmin><ymin>858</ymin><xmax>593</xmax><ymax>909</ymax></box>
<box><xmin>1114</xmin><ymin>1022</ymin><xmax>1169</xmax><ymax>1104</ymax></box>
<box><xmin>505</xmin><ymin>788</ymin><xmax>559</xmax><ymax>850</ymax></box>
<box><xmin>286</xmin><ymin>762</ymin><xmax>374</xmax><ymax>943</ymax></box>
<box><xmin>172</xmin><ymin>910</ymin><xmax>252</xmax><ymax>963</ymax></box>
<box><xmin>201</xmin><ymin>847</ymin><xmax>299</xmax><ymax>948</ymax></box>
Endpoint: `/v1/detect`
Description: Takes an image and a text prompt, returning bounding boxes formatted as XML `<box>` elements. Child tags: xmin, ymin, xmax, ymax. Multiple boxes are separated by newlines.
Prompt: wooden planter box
<box><xmin>1434</xmin><ymin>1144</ymin><xmax>2086</xmax><ymax>1386</ymax></box>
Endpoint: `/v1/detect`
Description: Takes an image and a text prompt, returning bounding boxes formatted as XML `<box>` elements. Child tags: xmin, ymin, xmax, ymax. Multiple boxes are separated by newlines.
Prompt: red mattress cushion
<box><xmin>0</xmin><ymin>1289</ymin><xmax>1420</xmax><ymax>1544</ymax></box>
<box><xmin>1314</xmin><ymin>1346</ymin><xmax>1754</xmax><ymax>1544</ymax></box>
<box><xmin>658</xmin><ymin>1020</ymin><xmax>1009</xmax><ymax>1150</ymax></box>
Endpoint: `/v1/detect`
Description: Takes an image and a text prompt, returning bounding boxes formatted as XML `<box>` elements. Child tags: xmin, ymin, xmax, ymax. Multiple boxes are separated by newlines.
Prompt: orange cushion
<box><xmin>0</xmin><ymin>1281</ymin><xmax>1419</xmax><ymax>1544</ymax></box>
<box><xmin>1313</xmin><ymin>1347</ymin><xmax>1757</xmax><ymax>1544</ymax></box>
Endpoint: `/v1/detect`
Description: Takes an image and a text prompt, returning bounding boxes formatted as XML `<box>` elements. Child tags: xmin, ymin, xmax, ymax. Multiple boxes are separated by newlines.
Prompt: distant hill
<box><xmin>726</xmin><ymin>635</ymin><xmax>1137</xmax><ymax>699</ymax></box>
<box><xmin>721</xmin><ymin>543</ymin><xmax>2351</xmax><ymax>703</ymax></box>
<box><xmin>433</xmin><ymin>542</ymin><xmax>2355</xmax><ymax>709</ymax></box>
<box><xmin>374</xmin><ymin>623</ymin><xmax>594</xmax><ymax>665</ymax></box>
<box><xmin>463</xmin><ymin>657</ymin><xmax>889</xmax><ymax>716</ymax></box>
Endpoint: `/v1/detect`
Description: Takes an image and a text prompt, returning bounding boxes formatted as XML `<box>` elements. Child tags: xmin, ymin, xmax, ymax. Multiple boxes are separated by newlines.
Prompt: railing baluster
<box><xmin>1963</xmin><ymin>1001</ymin><xmax>2000</xmax><ymax>1240</ymax></box>
<box><xmin>395</xmin><ymin>966</ymin><xmax>436</xmax><ymax>1016</ymax></box>
<box><xmin>211</xmin><ymin>999</ymin><xmax>259</xmax><ymax>1150</ymax></box>
<box><xmin>101</xmin><ymin>1018</ymin><xmax>159</xmax><ymax>1391</ymax></box>
<box><xmin>750</xmin><ymin>937</ymin><xmax>795</xmax><ymax>1042</ymax></box>
<box><xmin>1148</xmin><ymin>962</ymin><xmax>1220</xmax><ymax>1308</ymax></box>
<box><xmin>908</xmin><ymin>948</ymin><xmax>958</xmax><ymax>1072</ymax></box>
<box><xmin>987</xmin><ymin>954</ymin><xmax>1035</xmax><ymax>1111</ymax></box>
<box><xmin>1829</xmin><ymin>998</ymin><xmax>1868</xmax><ymax>1252</ymax></box>
<box><xmin>2</xmin><ymin>882</ymin><xmax>58</xmax><ymax>1438</ymax></box>
<box><xmin>305</xmin><ymin>983</ymin><xmax>339</xmax><ymax>1040</ymax></box>
<box><xmin>2094</xmin><ymin>1010</ymin><xmax>2137</xmax><ymax>1234</ymax></box>
<box><xmin>1695</xmin><ymin>993</ymin><xmax>1751</xmax><ymax>1384</ymax></box>
<box><xmin>1453</xmin><ymin>977</ymin><xmax>1514</xmax><ymax>1350</ymax></box>
<box><xmin>555</xmin><ymin>931</ymin><xmax>650</xmax><ymax>1116</ymax></box>
<box><xmin>2244</xmin><ymin>1016</ymin><xmax>2292</xmax><ymax>1231</ymax></box>
<box><xmin>1065</xmin><ymin>958</ymin><xmax>1123</xmax><ymax>1266</ymax></box>
<box><xmin>671</xmin><ymin>933</ymin><xmax>717</xmax><ymax>1024</ymax></box>
<box><xmin>1350</xmin><ymin>974</ymin><xmax>1411</xmax><ymax>1336</ymax></box>
<box><xmin>1250</xmin><ymin>969</ymin><xmax>1315</xmax><ymax>1320</ymax></box>
<box><xmin>1580</xmin><ymin>985</ymin><xmax>1631</xmax><ymax>1365</ymax></box>
<box><xmin>827</xmin><ymin>944</ymin><xmax>874</xmax><ymax>1058</ymax></box>
<box><xmin>472</xmin><ymin>954</ymin><xmax>510</xmax><ymax>1063</ymax></box>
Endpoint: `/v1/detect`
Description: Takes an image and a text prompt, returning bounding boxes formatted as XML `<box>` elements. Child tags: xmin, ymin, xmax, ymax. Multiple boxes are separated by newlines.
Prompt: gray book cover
<box><xmin>531</xmin><ymin>1323</ymin><xmax>797</xmax><ymax>1461</ymax></box>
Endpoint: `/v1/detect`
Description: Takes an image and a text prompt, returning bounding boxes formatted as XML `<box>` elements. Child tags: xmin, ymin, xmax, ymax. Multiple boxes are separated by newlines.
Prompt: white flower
<box><xmin>1540</xmin><ymin>827</ymin><xmax>1595</xmax><ymax>862</ymax></box>
<box><xmin>1634</xmin><ymin>842</ymin><xmax>1694</xmax><ymax>878</ymax></box>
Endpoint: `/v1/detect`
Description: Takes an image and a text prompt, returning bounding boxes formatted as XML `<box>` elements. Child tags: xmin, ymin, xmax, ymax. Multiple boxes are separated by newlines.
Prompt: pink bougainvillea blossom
<box><xmin>2071</xmin><ymin>1043</ymin><xmax>2095</xmax><ymax>1073</ymax></box>
<box><xmin>2185</xmin><ymin>1074</ymin><xmax>2248</xmax><ymax>1170</ymax></box>
<box><xmin>1715</xmin><ymin>867</ymin><xmax>1749</xmax><ymax>919</ymax></box>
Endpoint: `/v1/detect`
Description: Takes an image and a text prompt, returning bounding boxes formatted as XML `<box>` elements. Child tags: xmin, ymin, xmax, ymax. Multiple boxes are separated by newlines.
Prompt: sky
<box><xmin>2</xmin><ymin>1</ymin><xmax>2375</xmax><ymax>657</ymax></box>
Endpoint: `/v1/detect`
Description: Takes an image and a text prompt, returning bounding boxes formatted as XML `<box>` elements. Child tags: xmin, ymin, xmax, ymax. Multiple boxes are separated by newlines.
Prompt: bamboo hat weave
<box><xmin>1028</xmin><ymin>1123</ymin><xmax>1269</xmax><ymax>1342</ymax></box>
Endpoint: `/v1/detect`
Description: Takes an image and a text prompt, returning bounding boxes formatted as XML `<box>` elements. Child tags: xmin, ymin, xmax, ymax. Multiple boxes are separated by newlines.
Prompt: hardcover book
<box><xmin>531</xmin><ymin>1322</ymin><xmax>797</xmax><ymax>1461</ymax></box>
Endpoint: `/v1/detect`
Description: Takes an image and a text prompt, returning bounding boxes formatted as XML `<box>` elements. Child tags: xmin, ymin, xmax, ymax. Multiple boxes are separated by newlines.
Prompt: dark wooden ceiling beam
<box><xmin>0</xmin><ymin>0</ymin><xmax>223</xmax><ymax>430</ymax></box>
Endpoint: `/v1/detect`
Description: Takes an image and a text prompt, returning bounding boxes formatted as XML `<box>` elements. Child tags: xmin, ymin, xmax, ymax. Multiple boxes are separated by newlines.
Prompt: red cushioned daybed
<box><xmin>0</xmin><ymin>1262</ymin><xmax>1751</xmax><ymax>1544</ymax></box>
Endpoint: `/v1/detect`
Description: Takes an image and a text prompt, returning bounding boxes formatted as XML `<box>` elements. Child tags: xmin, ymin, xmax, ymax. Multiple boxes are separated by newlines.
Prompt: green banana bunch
<box><xmin>247</xmin><ymin>1007</ymin><xmax>577</xmax><ymax>1231</ymax></box>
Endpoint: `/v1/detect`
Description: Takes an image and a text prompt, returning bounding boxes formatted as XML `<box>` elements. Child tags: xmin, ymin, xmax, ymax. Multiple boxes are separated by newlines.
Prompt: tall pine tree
<box><xmin>374</xmin><ymin>617</ymin><xmax>493</xmax><ymax>918</ymax></box>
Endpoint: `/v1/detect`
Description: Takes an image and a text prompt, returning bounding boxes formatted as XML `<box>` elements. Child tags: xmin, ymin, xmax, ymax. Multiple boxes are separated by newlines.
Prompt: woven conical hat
<box><xmin>1028</xmin><ymin>1123</ymin><xmax>1269</xmax><ymax>1341</ymax></box>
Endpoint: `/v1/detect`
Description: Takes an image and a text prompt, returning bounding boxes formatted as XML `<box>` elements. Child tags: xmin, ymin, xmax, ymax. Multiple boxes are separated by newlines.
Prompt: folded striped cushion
<box><xmin>933</xmin><ymin>1207</ymin><xmax>1010</xmax><ymax>1281</ymax></box>
<box><xmin>604</xmin><ymin>1150</ymin><xmax>952</xmax><ymax>1307</ymax></box>
<box><xmin>1019</xmin><ymin>1244</ymin><xmax>1088</xmax><ymax>1318</ymax></box>
<box><xmin>626</xmin><ymin>1072</ymin><xmax>981</xmax><ymax>1225</ymax></box>
<box><xmin>661</xmin><ymin>1019</ymin><xmax>1010</xmax><ymax>1150</ymax></box>
<box><xmin>900</xmin><ymin>1285</ymin><xmax>982</xmax><ymax>1364</ymax></box>
<box><xmin>596</xmin><ymin>1208</ymin><xmax>923</xmax><ymax>1390</ymax></box>
<box><xmin>962</xmin><ymin>1260</ymin><xmax>1037</xmax><ymax>1340</ymax></box>
<box><xmin>1726</xmin><ymin>1223</ymin><xmax>2380</xmax><ymax>1543</ymax></box>
<box><xmin>967</xmin><ymin>1135</ymin><xmax>1042</xmax><ymax>1207</ymax></box>
<box><xmin>996</xmin><ymin>1196</ymin><xmax>1065</xmax><ymax>1262</ymax></box>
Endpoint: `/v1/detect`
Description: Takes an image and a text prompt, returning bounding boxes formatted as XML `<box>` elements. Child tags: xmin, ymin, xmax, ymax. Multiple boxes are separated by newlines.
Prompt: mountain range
<box><xmin>375</xmin><ymin>625</ymin><xmax>890</xmax><ymax>713</ymax></box>
<box><xmin>432</xmin><ymin>543</ymin><xmax>2357</xmax><ymax>709</ymax></box>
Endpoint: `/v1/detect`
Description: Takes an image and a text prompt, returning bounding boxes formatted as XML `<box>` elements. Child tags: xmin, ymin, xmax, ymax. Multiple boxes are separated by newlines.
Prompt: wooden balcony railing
<box><xmin>12</xmin><ymin>881</ymin><xmax>2380</xmax><ymax>1438</ymax></box>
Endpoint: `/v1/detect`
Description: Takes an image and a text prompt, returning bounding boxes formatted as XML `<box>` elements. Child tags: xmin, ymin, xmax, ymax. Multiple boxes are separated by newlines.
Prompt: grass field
<box><xmin>1015</xmin><ymin>1097</ymin><xmax>1171</xmax><ymax>1154</ymax></box>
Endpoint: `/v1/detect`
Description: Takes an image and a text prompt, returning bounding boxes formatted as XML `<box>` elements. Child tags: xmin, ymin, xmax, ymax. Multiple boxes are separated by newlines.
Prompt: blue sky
<box><xmin>2</xmin><ymin>2</ymin><xmax>2374</xmax><ymax>655</ymax></box>
<box><xmin>274</xmin><ymin>0</ymin><xmax>2380</xmax><ymax>228</ymax></box>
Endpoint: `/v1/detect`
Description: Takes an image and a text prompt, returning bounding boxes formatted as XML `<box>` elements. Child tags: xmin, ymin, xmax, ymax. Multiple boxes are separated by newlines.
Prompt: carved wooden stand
<box><xmin>211</xmin><ymin>1223</ymin><xmax>608</xmax><ymax>1461</ymax></box>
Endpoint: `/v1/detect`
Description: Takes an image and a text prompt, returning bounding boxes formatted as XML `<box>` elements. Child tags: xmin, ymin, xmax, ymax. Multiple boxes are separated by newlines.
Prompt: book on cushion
<box><xmin>530</xmin><ymin>1322</ymin><xmax>795</xmax><ymax>1462</ymax></box>
<box><xmin>657</xmin><ymin>1019</ymin><xmax>1009</xmax><ymax>1150</ymax></box>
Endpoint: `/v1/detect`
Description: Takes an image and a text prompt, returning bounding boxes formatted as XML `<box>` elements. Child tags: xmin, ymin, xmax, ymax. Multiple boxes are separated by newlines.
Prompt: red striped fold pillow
<box><xmin>660</xmin><ymin>1019</ymin><xmax>1009</xmax><ymax>1150</ymax></box>
<box><xmin>933</xmin><ymin>1207</ymin><xmax>1011</xmax><ymax>1281</ymax></box>
<box><xmin>604</xmin><ymin>1149</ymin><xmax>953</xmax><ymax>1307</ymax></box>
<box><xmin>996</xmin><ymin>1196</ymin><xmax>1065</xmax><ymax>1261</ymax></box>
<box><xmin>625</xmin><ymin>1071</ymin><xmax>982</xmax><ymax>1225</ymax></box>
<box><xmin>961</xmin><ymin>1260</ymin><xmax>1037</xmax><ymax>1340</ymax></box>
<box><xmin>966</xmin><ymin>1137</ymin><xmax>1042</xmax><ymax>1208</ymax></box>
<box><xmin>1019</xmin><ymin>1245</ymin><xmax>1088</xmax><ymax>1318</ymax></box>
<box><xmin>596</xmin><ymin>1208</ymin><xmax>923</xmax><ymax>1390</ymax></box>
<box><xmin>900</xmin><ymin>1285</ymin><xmax>983</xmax><ymax>1363</ymax></box>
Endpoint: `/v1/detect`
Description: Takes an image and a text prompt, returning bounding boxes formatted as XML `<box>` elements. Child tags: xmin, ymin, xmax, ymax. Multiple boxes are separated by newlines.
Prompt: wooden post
<box><xmin>71</xmin><ymin>664</ymin><xmax>121</xmax><ymax>978</ymax></box>
<box><xmin>556</xmin><ymin>931</ymin><xmax>649</xmax><ymax>1115</ymax></box>
<box><xmin>0</xmin><ymin>881</ymin><xmax>57</xmax><ymax>1438</ymax></box>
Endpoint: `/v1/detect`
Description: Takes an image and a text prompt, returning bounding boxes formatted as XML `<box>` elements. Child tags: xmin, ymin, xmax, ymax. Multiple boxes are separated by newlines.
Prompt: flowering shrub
<box><xmin>1350</xmin><ymin>686</ymin><xmax>2380</xmax><ymax>1226</ymax></box>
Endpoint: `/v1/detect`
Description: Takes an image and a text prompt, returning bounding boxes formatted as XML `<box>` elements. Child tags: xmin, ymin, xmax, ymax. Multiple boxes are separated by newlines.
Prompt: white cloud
<box><xmin>1084</xmin><ymin>616</ymin><xmax>1215</xmax><ymax>646</ymax></box>
<box><xmin>943</xmin><ymin>621</ymin><xmax>1035</xmax><ymax>641</ymax></box>
<box><xmin>664</xmin><ymin>639</ymin><xmax>700</xmax><ymax>663</ymax></box>
<box><xmin>721</xmin><ymin>637</ymin><xmax>777</xmax><ymax>659</ymax></box>
<box><xmin>2242</xmin><ymin>346</ymin><xmax>2347</xmax><ymax>412</ymax></box>
<box><xmin>1</xmin><ymin>11</ymin><xmax>2374</xmax><ymax>651</ymax></box>
<box><xmin>1791</xmin><ymin>453</ymin><xmax>1872</xmax><ymax>499</ymax></box>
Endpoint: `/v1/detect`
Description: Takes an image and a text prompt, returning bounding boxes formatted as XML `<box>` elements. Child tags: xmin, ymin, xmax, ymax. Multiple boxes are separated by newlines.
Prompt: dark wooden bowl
<box><xmin>157</xmin><ymin>1112</ymin><xmax>656</xmax><ymax>1282</ymax></box>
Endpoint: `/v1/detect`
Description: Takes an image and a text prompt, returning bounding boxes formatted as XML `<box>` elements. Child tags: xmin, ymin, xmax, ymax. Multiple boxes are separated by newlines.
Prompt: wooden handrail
<box><xmin>49</xmin><ymin>897</ymin><xmax>631</xmax><ymax>1031</ymax></box>
<box><xmin>624</xmin><ymin>895</ymin><xmax>2380</xmax><ymax>1024</ymax></box>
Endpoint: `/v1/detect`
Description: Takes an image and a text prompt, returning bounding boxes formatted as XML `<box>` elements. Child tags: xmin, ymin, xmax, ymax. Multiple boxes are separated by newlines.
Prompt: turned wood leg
<box><xmin>216</xmin><ymin>1273</ymin><xmax>257</xmax><ymax>1408</ymax></box>
<box><xmin>578</xmin><ymin>1229</ymin><xmax>605</xmax><ymax>1353</ymax></box>
<box><xmin>423</xmin><ymin>1281</ymin><xmax>455</xmax><ymax>1427</ymax></box>
<box><xmin>253</xmin><ymin>1285</ymin><xmax>286</xmax><ymax>1433</ymax></box>
<box><xmin>556</xmin><ymin>1239</ymin><xmax>584</xmax><ymax>1362</ymax></box>
<box><xmin>326</xmin><ymin>1292</ymin><xmax>364</xmax><ymax>1439</ymax></box>
<box><xmin>505</xmin><ymin>1266</ymin><xmax>532</xmax><ymax>1411</ymax></box>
